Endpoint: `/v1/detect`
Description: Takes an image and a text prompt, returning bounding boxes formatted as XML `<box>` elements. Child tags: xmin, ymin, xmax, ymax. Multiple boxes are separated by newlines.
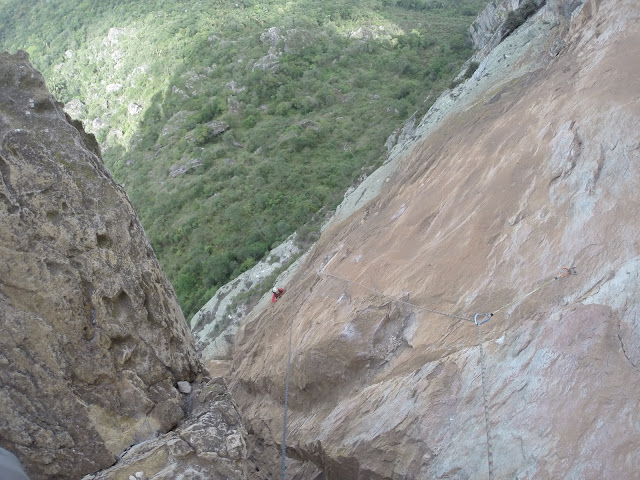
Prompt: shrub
<box><xmin>502</xmin><ymin>1</ymin><xmax>544</xmax><ymax>37</ymax></box>
<box><xmin>463</xmin><ymin>61</ymin><xmax>480</xmax><ymax>79</ymax></box>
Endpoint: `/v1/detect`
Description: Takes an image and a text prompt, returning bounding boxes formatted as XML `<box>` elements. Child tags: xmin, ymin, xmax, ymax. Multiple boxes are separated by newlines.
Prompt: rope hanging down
<box><xmin>281</xmin><ymin>286</ymin><xmax>315</xmax><ymax>480</ymax></box>
<box><xmin>477</xmin><ymin>323</ymin><xmax>494</xmax><ymax>480</ymax></box>
<box><xmin>280</xmin><ymin>266</ymin><xmax>577</xmax><ymax>478</ymax></box>
<box><xmin>473</xmin><ymin>266</ymin><xmax>576</xmax><ymax>478</ymax></box>
<box><xmin>281</xmin><ymin>307</ymin><xmax>295</xmax><ymax>480</ymax></box>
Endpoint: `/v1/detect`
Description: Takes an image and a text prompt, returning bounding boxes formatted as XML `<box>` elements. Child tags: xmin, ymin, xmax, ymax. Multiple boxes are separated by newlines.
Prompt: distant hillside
<box><xmin>0</xmin><ymin>0</ymin><xmax>487</xmax><ymax>317</ymax></box>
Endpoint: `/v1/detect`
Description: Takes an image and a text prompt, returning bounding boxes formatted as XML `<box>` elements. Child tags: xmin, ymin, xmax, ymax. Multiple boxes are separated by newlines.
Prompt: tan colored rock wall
<box><xmin>230</xmin><ymin>0</ymin><xmax>640</xmax><ymax>478</ymax></box>
<box><xmin>0</xmin><ymin>51</ymin><xmax>201</xmax><ymax>480</ymax></box>
<box><xmin>82</xmin><ymin>378</ymin><xmax>249</xmax><ymax>480</ymax></box>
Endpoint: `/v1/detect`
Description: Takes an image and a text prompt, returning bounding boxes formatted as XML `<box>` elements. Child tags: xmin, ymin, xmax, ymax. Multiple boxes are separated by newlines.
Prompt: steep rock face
<box><xmin>230</xmin><ymin>1</ymin><xmax>640</xmax><ymax>478</ymax></box>
<box><xmin>82</xmin><ymin>378</ymin><xmax>249</xmax><ymax>480</ymax></box>
<box><xmin>469</xmin><ymin>0</ymin><xmax>584</xmax><ymax>59</ymax></box>
<box><xmin>190</xmin><ymin>233</ymin><xmax>301</xmax><ymax>363</ymax></box>
<box><xmin>0</xmin><ymin>51</ymin><xmax>201</xmax><ymax>479</ymax></box>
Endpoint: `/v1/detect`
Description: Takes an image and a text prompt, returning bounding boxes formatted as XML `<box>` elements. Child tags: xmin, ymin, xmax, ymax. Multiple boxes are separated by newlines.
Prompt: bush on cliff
<box><xmin>502</xmin><ymin>1</ymin><xmax>545</xmax><ymax>37</ymax></box>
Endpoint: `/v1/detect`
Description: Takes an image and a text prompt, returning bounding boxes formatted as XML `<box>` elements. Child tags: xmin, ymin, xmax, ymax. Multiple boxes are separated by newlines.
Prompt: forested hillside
<box><xmin>0</xmin><ymin>0</ymin><xmax>487</xmax><ymax>317</ymax></box>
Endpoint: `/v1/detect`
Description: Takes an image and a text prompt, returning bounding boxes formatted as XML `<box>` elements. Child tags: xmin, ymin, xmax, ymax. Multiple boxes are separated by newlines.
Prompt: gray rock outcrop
<box><xmin>259</xmin><ymin>27</ymin><xmax>281</xmax><ymax>47</ymax></box>
<box><xmin>81</xmin><ymin>379</ymin><xmax>249</xmax><ymax>480</ymax></box>
<box><xmin>384</xmin><ymin>112</ymin><xmax>417</xmax><ymax>155</ymax></box>
<box><xmin>190</xmin><ymin>234</ymin><xmax>301</xmax><ymax>361</ymax></box>
<box><xmin>168</xmin><ymin>158</ymin><xmax>203</xmax><ymax>177</ymax></box>
<box><xmin>469</xmin><ymin>0</ymin><xmax>549</xmax><ymax>55</ymax></box>
<box><xmin>0</xmin><ymin>51</ymin><xmax>201</xmax><ymax>480</ymax></box>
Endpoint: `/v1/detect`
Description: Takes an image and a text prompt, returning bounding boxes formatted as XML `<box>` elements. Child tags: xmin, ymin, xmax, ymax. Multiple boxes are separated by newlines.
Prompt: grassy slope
<box><xmin>0</xmin><ymin>0</ymin><xmax>487</xmax><ymax>318</ymax></box>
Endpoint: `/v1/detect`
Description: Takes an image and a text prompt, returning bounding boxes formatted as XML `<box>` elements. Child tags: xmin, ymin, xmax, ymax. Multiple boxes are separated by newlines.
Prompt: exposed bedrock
<box><xmin>230</xmin><ymin>1</ymin><xmax>640</xmax><ymax>478</ymax></box>
<box><xmin>0</xmin><ymin>51</ymin><xmax>201</xmax><ymax>480</ymax></box>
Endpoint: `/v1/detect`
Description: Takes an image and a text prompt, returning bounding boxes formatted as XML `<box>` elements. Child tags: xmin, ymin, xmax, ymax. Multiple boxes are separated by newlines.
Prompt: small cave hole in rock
<box><xmin>97</xmin><ymin>233</ymin><xmax>112</xmax><ymax>248</ymax></box>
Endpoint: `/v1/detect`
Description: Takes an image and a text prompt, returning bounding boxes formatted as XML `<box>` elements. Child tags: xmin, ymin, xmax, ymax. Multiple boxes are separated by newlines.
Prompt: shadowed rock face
<box><xmin>82</xmin><ymin>378</ymin><xmax>250</xmax><ymax>480</ymax></box>
<box><xmin>0</xmin><ymin>51</ymin><xmax>201</xmax><ymax>480</ymax></box>
<box><xmin>229</xmin><ymin>0</ymin><xmax>640</xmax><ymax>478</ymax></box>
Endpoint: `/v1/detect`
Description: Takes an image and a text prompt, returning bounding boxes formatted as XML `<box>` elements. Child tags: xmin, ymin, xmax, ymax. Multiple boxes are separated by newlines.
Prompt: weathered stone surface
<box><xmin>227</xmin><ymin>80</ymin><xmax>246</xmax><ymax>94</ymax></box>
<box><xmin>127</xmin><ymin>103</ymin><xmax>142</xmax><ymax>116</ymax></box>
<box><xmin>168</xmin><ymin>158</ymin><xmax>203</xmax><ymax>177</ymax></box>
<box><xmin>82</xmin><ymin>379</ymin><xmax>249</xmax><ymax>480</ymax></box>
<box><xmin>176</xmin><ymin>381</ymin><xmax>191</xmax><ymax>394</ymax></box>
<box><xmin>0</xmin><ymin>51</ymin><xmax>201</xmax><ymax>480</ymax></box>
<box><xmin>349</xmin><ymin>26</ymin><xmax>380</xmax><ymax>41</ymax></box>
<box><xmin>227</xmin><ymin>96</ymin><xmax>242</xmax><ymax>115</ymax></box>
<box><xmin>252</xmin><ymin>49</ymin><xmax>280</xmax><ymax>72</ymax></box>
<box><xmin>259</xmin><ymin>27</ymin><xmax>282</xmax><ymax>47</ymax></box>
<box><xmin>205</xmin><ymin>119</ymin><xmax>229</xmax><ymax>136</ymax></box>
<box><xmin>469</xmin><ymin>0</ymin><xmax>551</xmax><ymax>57</ymax></box>
<box><xmin>229</xmin><ymin>1</ymin><xmax>640</xmax><ymax>478</ymax></box>
<box><xmin>64</xmin><ymin>98</ymin><xmax>86</xmax><ymax>119</ymax></box>
<box><xmin>190</xmin><ymin>233</ymin><xmax>301</xmax><ymax>359</ymax></box>
<box><xmin>254</xmin><ymin>27</ymin><xmax>322</xmax><ymax>72</ymax></box>
<box><xmin>383</xmin><ymin>112</ymin><xmax>416</xmax><ymax>154</ymax></box>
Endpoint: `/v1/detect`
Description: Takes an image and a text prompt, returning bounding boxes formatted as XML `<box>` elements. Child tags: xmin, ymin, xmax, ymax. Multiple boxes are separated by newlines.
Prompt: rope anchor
<box><xmin>475</xmin><ymin>265</ymin><xmax>577</xmax><ymax>326</ymax></box>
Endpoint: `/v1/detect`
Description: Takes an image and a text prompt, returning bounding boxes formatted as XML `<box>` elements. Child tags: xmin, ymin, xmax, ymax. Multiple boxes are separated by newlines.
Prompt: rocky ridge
<box><xmin>0</xmin><ymin>51</ymin><xmax>249</xmax><ymax>480</ymax></box>
<box><xmin>226</xmin><ymin>0</ymin><xmax>640</xmax><ymax>478</ymax></box>
<box><xmin>190</xmin><ymin>233</ymin><xmax>302</xmax><ymax>363</ymax></box>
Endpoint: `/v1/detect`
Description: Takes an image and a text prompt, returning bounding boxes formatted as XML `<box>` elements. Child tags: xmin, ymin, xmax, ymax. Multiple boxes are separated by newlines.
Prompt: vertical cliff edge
<box><xmin>0</xmin><ymin>51</ymin><xmax>206</xmax><ymax>479</ymax></box>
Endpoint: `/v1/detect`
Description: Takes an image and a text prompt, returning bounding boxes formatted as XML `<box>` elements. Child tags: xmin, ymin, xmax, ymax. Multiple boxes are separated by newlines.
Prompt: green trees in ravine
<box><xmin>0</xmin><ymin>0</ymin><xmax>488</xmax><ymax>318</ymax></box>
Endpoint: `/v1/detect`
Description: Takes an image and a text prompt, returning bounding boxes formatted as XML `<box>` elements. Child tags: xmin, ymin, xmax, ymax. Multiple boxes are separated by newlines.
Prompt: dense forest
<box><xmin>0</xmin><ymin>0</ymin><xmax>488</xmax><ymax>318</ymax></box>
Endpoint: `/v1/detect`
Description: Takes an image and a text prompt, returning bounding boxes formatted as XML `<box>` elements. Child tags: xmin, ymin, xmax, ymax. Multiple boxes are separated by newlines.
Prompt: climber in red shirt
<box><xmin>271</xmin><ymin>286</ymin><xmax>285</xmax><ymax>302</ymax></box>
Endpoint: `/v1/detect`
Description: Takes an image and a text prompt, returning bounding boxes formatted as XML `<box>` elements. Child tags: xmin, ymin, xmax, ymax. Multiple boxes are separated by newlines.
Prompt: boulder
<box><xmin>168</xmin><ymin>158</ymin><xmax>203</xmax><ymax>177</ymax></box>
<box><xmin>205</xmin><ymin>120</ymin><xmax>229</xmax><ymax>136</ymax></box>
<box><xmin>176</xmin><ymin>381</ymin><xmax>192</xmax><ymax>394</ymax></box>
<box><xmin>259</xmin><ymin>27</ymin><xmax>281</xmax><ymax>47</ymax></box>
<box><xmin>127</xmin><ymin>103</ymin><xmax>142</xmax><ymax>116</ymax></box>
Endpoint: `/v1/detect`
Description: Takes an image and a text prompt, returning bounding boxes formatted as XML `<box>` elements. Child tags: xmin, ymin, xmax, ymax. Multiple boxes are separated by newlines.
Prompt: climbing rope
<box><xmin>477</xmin><ymin>323</ymin><xmax>495</xmax><ymax>480</ymax></box>
<box><xmin>472</xmin><ymin>266</ymin><xmax>576</xmax><ymax>478</ymax></box>
<box><xmin>474</xmin><ymin>266</ymin><xmax>578</xmax><ymax>325</ymax></box>
<box><xmin>281</xmin><ymin>306</ymin><xmax>294</xmax><ymax>480</ymax></box>
<box><xmin>281</xmin><ymin>285</ymin><xmax>316</xmax><ymax>480</ymax></box>
<box><xmin>321</xmin><ymin>272</ymin><xmax>475</xmax><ymax>323</ymax></box>
<box><xmin>321</xmin><ymin>266</ymin><xmax>576</xmax><ymax>479</ymax></box>
<box><xmin>322</xmin><ymin>267</ymin><xmax>577</xmax><ymax>327</ymax></box>
<box><xmin>278</xmin><ymin>266</ymin><xmax>577</xmax><ymax>478</ymax></box>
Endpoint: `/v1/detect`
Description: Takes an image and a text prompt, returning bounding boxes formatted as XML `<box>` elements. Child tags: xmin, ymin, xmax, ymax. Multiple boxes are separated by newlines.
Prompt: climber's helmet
<box><xmin>273</xmin><ymin>287</ymin><xmax>279</xmax><ymax>294</ymax></box>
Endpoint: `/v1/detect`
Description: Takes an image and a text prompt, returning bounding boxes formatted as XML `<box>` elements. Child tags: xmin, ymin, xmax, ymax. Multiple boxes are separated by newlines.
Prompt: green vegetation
<box><xmin>0</xmin><ymin>0</ymin><xmax>487</xmax><ymax>318</ymax></box>
<box><xmin>502</xmin><ymin>0</ymin><xmax>544</xmax><ymax>37</ymax></box>
<box><xmin>463</xmin><ymin>61</ymin><xmax>480</xmax><ymax>79</ymax></box>
<box><xmin>207</xmin><ymin>255</ymin><xmax>300</xmax><ymax>339</ymax></box>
